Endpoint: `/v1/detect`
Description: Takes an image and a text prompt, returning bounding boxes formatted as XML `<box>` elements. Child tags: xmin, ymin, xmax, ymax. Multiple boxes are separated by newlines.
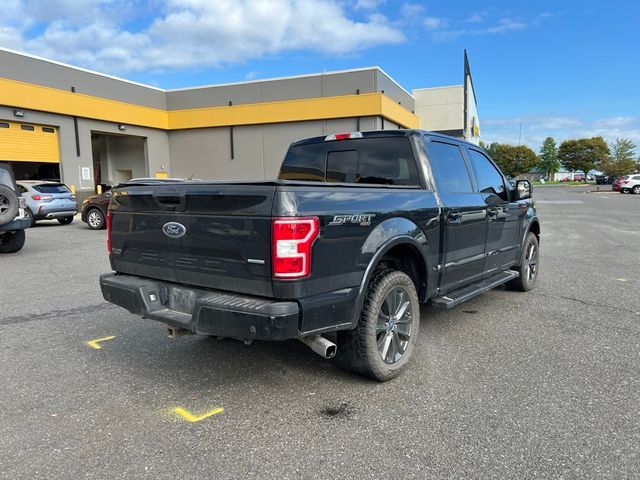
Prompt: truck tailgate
<box><xmin>108</xmin><ymin>182</ymin><xmax>276</xmax><ymax>297</ymax></box>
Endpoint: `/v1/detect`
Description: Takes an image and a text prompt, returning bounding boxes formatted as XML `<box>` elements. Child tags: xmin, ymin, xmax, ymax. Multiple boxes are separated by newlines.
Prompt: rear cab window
<box><xmin>279</xmin><ymin>137</ymin><xmax>421</xmax><ymax>187</ymax></box>
<box><xmin>33</xmin><ymin>184</ymin><xmax>70</xmax><ymax>194</ymax></box>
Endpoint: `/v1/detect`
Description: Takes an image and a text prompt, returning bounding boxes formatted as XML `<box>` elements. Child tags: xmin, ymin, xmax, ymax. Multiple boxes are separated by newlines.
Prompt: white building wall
<box><xmin>413</xmin><ymin>86</ymin><xmax>464</xmax><ymax>132</ymax></box>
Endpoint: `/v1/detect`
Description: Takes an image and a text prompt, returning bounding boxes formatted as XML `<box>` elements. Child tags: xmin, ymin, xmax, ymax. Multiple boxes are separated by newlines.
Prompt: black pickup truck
<box><xmin>100</xmin><ymin>130</ymin><xmax>540</xmax><ymax>381</ymax></box>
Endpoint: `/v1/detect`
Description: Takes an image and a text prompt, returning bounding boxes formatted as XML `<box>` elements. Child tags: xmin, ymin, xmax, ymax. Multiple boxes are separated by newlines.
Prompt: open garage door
<box><xmin>0</xmin><ymin>120</ymin><xmax>61</xmax><ymax>180</ymax></box>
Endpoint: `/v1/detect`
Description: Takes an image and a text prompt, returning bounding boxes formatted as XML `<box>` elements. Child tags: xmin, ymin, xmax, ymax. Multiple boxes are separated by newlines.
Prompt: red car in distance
<box><xmin>613</xmin><ymin>176</ymin><xmax>628</xmax><ymax>192</ymax></box>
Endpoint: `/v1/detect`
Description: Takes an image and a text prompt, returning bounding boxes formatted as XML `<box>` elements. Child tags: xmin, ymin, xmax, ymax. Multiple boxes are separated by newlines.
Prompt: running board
<box><xmin>430</xmin><ymin>270</ymin><xmax>519</xmax><ymax>309</ymax></box>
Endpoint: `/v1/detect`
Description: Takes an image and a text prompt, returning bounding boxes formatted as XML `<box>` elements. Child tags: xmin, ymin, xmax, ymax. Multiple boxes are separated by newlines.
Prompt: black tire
<box><xmin>336</xmin><ymin>270</ymin><xmax>420</xmax><ymax>381</ymax></box>
<box><xmin>86</xmin><ymin>208</ymin><xmax>106</xmax><ymax>230</ymax></box>
<box><xmin>23</xmin><ymin>208</ymin><xmax>35</xmax><ymax>227</ymax></box>
<box><xmin>57</xmin><ymin>216</ymin><xmax>74</xmax><ymax>225</ymax></box>
<box><xmin>0</xmin><ymin>185</ymin><xmax>19</xmax><ymax>226</ymax></box>
<box><xmin>509</xmin><ymin>232</ymin><xmax>539</xmax><ymax>292</ymax></box>
<box><xmin>0</xmin><ymin>229</ymin><xmax>26</xmax><ymax>253</ymax></box>
<box><xmin>633</xmin><ymin>185</ymin><xmax>640</xmax><ymax>195</ymax></box>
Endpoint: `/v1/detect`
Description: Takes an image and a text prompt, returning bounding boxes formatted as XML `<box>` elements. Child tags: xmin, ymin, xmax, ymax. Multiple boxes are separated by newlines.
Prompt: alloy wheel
<box><xmin>376</xmin><ymin>287</ymin><xmax>413</xmax><ymax>364</ymax></box>
<box><xmin>525</xmin><ymin>241</ymin><xmax>538</xmax><ymax>283</ymax></box>
<box><xmin>88</xmin><ymin>211</ymin><xmax>102</xmax><ymax>228</ymax></box>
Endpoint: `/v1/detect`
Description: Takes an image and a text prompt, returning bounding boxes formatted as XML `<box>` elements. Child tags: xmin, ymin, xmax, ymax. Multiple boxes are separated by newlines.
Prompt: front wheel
<box><xmin>337</xmin><ymin>270</ymin><xmax>419</xmax><ymax>381</ymax></box>
<box><xmin>509</xmin><ymin>232</ymin><xmax>539</xmax><ymax>291</ymax></box>
<box><xmin>58</xmin><ymin>216</ymin><xmax>74</xmax><ymax>225</ymax></box>
<box><xmin>0</xmin><ymin>229</ymin><xmax>26</xmax><ymax>253</ymax></box>
<box><xmin>633</xmin><ymin>185</ymin><xmax>640</xmax><ymax>195</ymax></box>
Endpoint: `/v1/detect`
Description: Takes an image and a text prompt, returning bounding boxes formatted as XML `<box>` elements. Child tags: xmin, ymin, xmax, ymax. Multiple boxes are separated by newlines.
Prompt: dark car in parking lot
<box><xmin>81</xmin><ymin>191</ymin><xmax>111</xmax><ymax>230</ymax></box>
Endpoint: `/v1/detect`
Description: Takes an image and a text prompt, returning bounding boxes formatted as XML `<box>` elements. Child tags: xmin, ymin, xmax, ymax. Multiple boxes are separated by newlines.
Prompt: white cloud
<box><xmin>463</xmin><ymin>12</ymin><xmax>487</xmax><ymax>24</ymax></box>
<box><xmin>0</xmin><ymin>0</ymin><xmax>405</xmax><ymax>73</ymax></box>
<box><xmin>533</xmin><ymin>11</ymin><xmax>566</xmax><ymax>25</ymax></box>
<box><xmin>400</xmin><ymin>2</ymin><xmax>425</xmax><ymax>17</ymax></box>
<box><xmin>481</xmin><ymin>114</ymin><xmax>640</xmax><ymax>152</ymax></box>
<box><xmin>424</xmin><ymin>16</ymin><xmax>447</xmax><ymax>30</ymax></box>
<box><xmin>486</xmin><ymin>18</ymin><xmax>525</xmax><ymax>33</ymax></box>
<box><xmin>432</xmin><ymin>17</ymin><xmax>526</xmax><ymax>41</ymax></box>
<box><xmin>355</xmin><ymin>0</ymin><xmax>384</xmax><ymax>9</ymax></box>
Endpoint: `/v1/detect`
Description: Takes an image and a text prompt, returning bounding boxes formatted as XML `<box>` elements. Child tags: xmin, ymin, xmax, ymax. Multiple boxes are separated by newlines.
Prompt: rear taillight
<box><xmin>106</xmin><ymin>211</ymin><xmax>112</xmax><ymax>255</ymax></box>
<box><xmin>31</xmin><ymin>194</ymin><xmax>53</xmax><ymax>201</ymax></box>
<box><xmin>272</xmin><ymin>217</ymin><xmax>319</xmax><ymax>279</ymax></box>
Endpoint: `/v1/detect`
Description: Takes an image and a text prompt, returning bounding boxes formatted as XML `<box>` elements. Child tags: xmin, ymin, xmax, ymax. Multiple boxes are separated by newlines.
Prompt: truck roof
<box><xmin>289</xmin><ymin>129</ymin><xmax>480</xmax><ymax>149</ymax></box>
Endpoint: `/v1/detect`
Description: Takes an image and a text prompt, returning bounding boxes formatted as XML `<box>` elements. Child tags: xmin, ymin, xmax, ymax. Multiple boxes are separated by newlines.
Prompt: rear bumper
<box><xmin>34</xmin><ymin>205</ymin><xmax>78</xmax><ymax>219</ymax></box>
<box><xmin>100</xmin><ymin>273</ymin><xmax>299</xmax><ymax>341</ymax></box>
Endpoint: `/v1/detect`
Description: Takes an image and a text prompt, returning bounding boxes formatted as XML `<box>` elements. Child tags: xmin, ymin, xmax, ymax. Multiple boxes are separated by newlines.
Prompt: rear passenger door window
<box><xmin>467</xmin><ymin>149</ymin><xmax>509</xmax><ymax>201</ymax></box>
<box><xmin>425</xmin><ymin>141</ymin><xmax>474</xmax><ymax>193</ymax></box>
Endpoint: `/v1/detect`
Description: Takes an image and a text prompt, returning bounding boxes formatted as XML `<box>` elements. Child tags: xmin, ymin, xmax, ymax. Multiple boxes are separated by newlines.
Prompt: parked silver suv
<box><xmin>17</xmin><ymin>180</ymin><xmax>78</xmax><ymax>226</ymax></box>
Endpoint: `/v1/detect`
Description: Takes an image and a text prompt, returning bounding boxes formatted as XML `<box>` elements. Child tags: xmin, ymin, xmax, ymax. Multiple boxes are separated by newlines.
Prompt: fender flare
<box><xmin>522</xmin><ymin>215</ymin><xmax>540</xmax><ymax>245</ymax></box>
<box><xmin>517</xmin><ymin>215</ymin><xmax>540</xmax><ymax>267</ymax></box>
<box><xmin>348</xmin><ymin>235</ymin><xmax>429</xmax><ymax>329</ymax></box>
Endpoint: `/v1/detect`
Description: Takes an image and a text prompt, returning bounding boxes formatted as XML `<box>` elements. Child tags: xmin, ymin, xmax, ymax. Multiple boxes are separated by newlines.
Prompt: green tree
<box><xmin>558</xmin><ymin>137</ymin><xmax>609</xmax><ymax>179</ymax></box>
<box><xmin>538</xmin><ymin>137</ymin><xmax>560</xmax><ymax>180</ymax></box>
<box><xmin>601</xmin><ymin>138</ymin><xmax>637</xmax><ymax>176</ymax></box>
<box><xmin>489</xmin><ymin>143</ymin><xmax>538</xmax><ymax>177</ymax></box>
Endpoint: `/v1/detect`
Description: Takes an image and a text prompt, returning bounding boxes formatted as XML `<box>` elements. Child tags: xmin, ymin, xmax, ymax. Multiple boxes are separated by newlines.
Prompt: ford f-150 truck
<box><xmin>100</xmin><ymin>130</ymin><xmax>540</xmax><ymax>381</ymax></box>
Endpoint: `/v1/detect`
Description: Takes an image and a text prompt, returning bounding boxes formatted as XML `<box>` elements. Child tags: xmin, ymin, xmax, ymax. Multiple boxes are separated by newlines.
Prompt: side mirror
<box><xmin>515</xmin><ymin>180</ymin><xmax>532</xmax><ymax>200</ymax></box>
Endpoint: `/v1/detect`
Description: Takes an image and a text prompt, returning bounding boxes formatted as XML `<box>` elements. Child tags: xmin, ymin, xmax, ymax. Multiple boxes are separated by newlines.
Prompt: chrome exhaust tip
<box><xmin>299</xmin><ymin>335</ymin><xmax>337</xmax><ymax>359</ymax></box>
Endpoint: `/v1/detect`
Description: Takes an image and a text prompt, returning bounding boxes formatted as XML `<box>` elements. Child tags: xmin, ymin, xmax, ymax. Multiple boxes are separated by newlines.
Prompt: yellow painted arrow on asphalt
<box><xmin>173</xmin><ymin>406</ymin><xmax>224</xmax><ymax>422</ymax></box>
<box><xmin>86</xmin><ymin>336</ymin><xmax>116</xmax><ymax>350</ymax></box>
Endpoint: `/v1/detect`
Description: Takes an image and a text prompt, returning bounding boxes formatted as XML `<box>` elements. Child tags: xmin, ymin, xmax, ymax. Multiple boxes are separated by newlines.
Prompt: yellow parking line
<box><xmin>86</xmin><ymin>335</ymin><xmax>116</xmax><ymax>350</ymax></box>
<box><xmin>173</xmin><ymin>406</ymin><xmax>224</xmax><ymax>422</ymax></box>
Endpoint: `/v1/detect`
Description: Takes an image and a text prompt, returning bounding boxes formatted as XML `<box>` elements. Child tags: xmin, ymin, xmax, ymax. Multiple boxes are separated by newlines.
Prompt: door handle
<box><xmin>447</xmin><ymin>212</ymin><xmax>462</xmax><ymax>224</ymax></box>
<box><xmin>487</xmin><ymin>209</ymin><xmax>498</xmax><ymax>219</ymax></box>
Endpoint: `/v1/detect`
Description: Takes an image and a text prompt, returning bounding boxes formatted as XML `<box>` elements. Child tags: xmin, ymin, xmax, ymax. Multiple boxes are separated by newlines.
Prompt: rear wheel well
<box><xmin>375</xmin><ymin>244</ymin><xmax>427</xmax><ymax>301</ymax></box>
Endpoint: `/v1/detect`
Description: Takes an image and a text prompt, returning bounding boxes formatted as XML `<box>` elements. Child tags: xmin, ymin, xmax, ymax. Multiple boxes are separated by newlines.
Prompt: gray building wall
<box><xmin>169</xmin><ymin>116</ymin><xmax>382</xmax><ymax>181</ymax></box>
<box><xmin>0</xmin><ymin>49</ymin><xmax>167</xmax><ymax>110</ymax></box>
<box><xmin>1</xmin><ymin>49</ymin><xmax>417</xmax><ymax>194</ymax></box>
<box><xmin>0</xmin><ymin>104</ymin><xmax>170</xmax><ymax>201</ymax></box>
<box><xmin>166</xmin><ymin>68</ymin><xmax>413</xmax><ymax>110</ymax></box>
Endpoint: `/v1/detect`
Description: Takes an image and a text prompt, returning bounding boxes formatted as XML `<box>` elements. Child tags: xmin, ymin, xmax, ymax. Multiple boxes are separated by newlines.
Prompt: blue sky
<box><xmin>1</xmin><ymin>0</ymin><xmax>639</xmax><ymax>150</ymax></box>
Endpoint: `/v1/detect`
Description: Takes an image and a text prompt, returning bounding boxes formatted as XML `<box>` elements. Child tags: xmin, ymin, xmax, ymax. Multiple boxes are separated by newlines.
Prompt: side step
<box><xmin>430</xmin><ymin>270</ymin><xmax>519</xmax><ymax>309</ymax></box>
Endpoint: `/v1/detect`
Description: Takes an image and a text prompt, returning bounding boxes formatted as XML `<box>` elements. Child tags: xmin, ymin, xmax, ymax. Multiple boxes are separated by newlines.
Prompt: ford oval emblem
<box><xmin>162</xmin><ymin>222</ymin><xmax>186</xmax><ymax>238</ymax></box>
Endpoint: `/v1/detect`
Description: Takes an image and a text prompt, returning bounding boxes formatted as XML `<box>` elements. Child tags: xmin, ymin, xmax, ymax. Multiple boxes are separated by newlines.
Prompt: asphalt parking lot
<box><xmin>1</xmin><ymin>185</ymin><xmax>638</xmax><ymax>479</ymax></box>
